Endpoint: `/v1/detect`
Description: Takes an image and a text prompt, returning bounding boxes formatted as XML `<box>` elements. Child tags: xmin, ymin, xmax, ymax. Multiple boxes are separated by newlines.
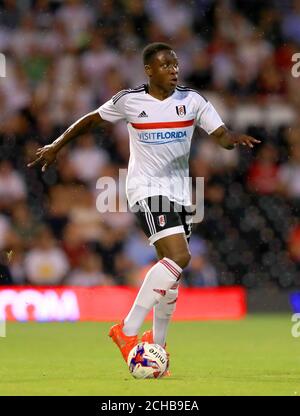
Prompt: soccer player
<box><xmin>28</xmin><ymin>43</ymin><xmax>260</xmax><ymax>374</ymax></box>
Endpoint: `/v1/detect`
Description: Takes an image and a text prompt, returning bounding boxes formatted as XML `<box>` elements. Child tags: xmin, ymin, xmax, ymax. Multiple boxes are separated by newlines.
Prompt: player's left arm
<box><xmin>210</xmin><ymin>125</ymin><xmax>261</xmax><ymax>150</ymax></box>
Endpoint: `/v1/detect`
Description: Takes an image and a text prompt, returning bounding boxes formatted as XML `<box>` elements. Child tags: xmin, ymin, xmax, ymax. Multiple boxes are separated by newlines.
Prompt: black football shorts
<box><xmin>132</xmin><ymin>195</ymin><xmax>194</xmax><ymax>245</ymax></box>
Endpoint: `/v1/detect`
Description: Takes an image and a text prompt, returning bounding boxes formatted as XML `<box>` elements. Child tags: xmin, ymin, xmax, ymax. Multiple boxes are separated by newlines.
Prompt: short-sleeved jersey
<box><xmin>98</xmin><ymin>84</ymin><xmax>224</xmax><ymax>207</ymax></box>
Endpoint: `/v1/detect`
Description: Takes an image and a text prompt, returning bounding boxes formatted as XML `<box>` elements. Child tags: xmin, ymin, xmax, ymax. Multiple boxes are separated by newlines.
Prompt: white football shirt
<box><xmin>98</xmin><ymin>84</ymin><xmax>224</xmax><ymax>207</ymax></box>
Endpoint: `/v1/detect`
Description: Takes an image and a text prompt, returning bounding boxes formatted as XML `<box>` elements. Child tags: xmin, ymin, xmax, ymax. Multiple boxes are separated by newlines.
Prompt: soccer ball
<box><xmin>127</xmin><ymin>342</ymin><xmax>168</xmax><ymax>379</ymax></box>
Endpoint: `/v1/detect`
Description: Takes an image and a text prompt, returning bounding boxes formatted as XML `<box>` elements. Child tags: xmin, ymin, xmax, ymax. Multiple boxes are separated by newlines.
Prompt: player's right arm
<box><xmin>27</xmin><ymin>110</ymin><xmax>105</xmax><ymax>172</ymax></box>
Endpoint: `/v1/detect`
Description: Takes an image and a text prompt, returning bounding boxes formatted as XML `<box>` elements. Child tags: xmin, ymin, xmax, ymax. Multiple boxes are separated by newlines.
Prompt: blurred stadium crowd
<box><xmin>0</xmin><ymin>0</ymin><xmax>300</xmax><ymax>289</ymax></box>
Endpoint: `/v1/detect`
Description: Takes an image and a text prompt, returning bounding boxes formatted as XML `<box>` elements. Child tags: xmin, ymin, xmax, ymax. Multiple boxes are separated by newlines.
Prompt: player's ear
<box><xmin>145</xmin><ymin>64</ymin><xmax>152</xmax><ymax>78</ymax></box>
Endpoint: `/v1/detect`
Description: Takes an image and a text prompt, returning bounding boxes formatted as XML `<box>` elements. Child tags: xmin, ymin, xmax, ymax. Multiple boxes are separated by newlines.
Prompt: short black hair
<box><xmin>142</xmin><ymin>42</ymin><xmax>174</xmax><ymax>65</ymax></box>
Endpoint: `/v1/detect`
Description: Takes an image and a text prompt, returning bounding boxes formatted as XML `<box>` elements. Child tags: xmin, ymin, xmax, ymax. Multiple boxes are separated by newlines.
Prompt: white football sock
<box><xmin>153</xmin><ymin>284</ymin><xmax>179</xmax><ymax>346</ymax></box>
<box><xmin>123</xmin><ymin>258</ymin><xmax>182</xmax><ymax>336</ymax></box>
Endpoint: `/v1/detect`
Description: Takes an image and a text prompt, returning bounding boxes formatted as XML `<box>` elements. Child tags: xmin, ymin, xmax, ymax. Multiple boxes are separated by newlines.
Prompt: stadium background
<box><xmin>0</xmin><ymin>0</ymin><xmax>300</xmax><ymax>315</ymax></box>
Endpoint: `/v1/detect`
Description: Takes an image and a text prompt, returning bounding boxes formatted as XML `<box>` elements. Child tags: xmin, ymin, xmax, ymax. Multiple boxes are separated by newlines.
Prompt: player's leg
<box><xmin>122</xmin><ymin>233</ymin><xmax>188</xmax><ymax>336</ymax></box>
<box><xmin>146</xmin><ymin>207</ymin><xmax>193</xmax><ymax>346</ymax></box>
<box><xmin>109</xmin><ymin>196</ymin><xmax>190</xmax><ymax>361</ymax></box>
<box><xmin>138</xmin><ymin>243</ymin><xmax>177</xmax><ymax>347</ymax></box>
<box><xmin>139</xmin><ymin>233</ymin><xmax>188</xmax><ymax>377</ymax></box>
<box><xmin>109</xmin><ymin>238</ymin><xmax>184</xmax><ymax>361</ymax></box>
<box><xmin>122</xmin><ymin>197</ymin><xmax>190</xmax><ymax>336</ymax></box>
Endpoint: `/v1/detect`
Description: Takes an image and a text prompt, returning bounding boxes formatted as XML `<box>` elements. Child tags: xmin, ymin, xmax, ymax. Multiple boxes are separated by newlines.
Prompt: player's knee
<box><xmin>170</xmin><ymin>250</ymin><xmax>191</xmax><ymax>269</ymax></box>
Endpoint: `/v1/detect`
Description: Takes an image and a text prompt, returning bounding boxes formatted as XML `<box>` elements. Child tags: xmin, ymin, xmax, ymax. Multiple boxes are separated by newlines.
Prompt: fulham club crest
<box><xmin>158</xmin><ymin>215</ymin><xmax>166</xmax><ymax>227</ymax></box>
<box><xmin>176</xmin><ymin>105</ymin><xmax>186</xmax><ymax>117</ymax></box>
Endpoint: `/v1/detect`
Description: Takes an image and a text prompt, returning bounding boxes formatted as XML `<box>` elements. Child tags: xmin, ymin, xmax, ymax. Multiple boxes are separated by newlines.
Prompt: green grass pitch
<box><xmin>0</xmin><ymin>314</ymin><xmax>299</xmax><ymax>396</ymax></box>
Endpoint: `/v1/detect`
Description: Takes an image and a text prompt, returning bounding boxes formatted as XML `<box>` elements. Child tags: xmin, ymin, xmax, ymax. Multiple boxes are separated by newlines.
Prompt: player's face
<box><xmin>145</xmin><ymin>50</ymin><xmax>179</xmax><ymax>91</ymax></box>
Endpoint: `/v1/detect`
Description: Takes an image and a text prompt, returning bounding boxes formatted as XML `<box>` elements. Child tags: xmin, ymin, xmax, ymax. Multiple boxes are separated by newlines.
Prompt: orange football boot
<box><xmin>141</xmin><ymin>329</ymin><xmax>171</xmax><ymax>377</ymax></box>
<box><xmin>141</xmin><ymin>329</ymin><xmax>154</xmax><ymax>344</ymax></box>
<box><xmin>109</xmin><ymin>320</ymin><xmax>138</xmax><ymax>362</ymax></box>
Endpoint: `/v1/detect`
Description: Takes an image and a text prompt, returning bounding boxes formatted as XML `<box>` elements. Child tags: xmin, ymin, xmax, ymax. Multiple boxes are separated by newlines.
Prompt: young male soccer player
<box><xmin>28</xmin><ymin>43</ymin><xmax>260</xmax><ymax>373</ymax></box>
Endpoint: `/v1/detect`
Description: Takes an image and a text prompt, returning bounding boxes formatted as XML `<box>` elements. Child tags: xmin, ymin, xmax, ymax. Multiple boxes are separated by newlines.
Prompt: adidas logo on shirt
<box><xmin>138</xmin><ymin>111</ymin><xmax>148</xmax><ymax>118</ymax></box>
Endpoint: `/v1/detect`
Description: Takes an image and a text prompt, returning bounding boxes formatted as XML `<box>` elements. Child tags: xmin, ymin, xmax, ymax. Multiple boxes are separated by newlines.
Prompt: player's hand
<box><xmin>27</xmin><ymin>144</ymin><xmax>58</xmax><ymax>172</ymax></box>
<box><xmin>234</xmin><ymin>134</ymin><xmax>261</xmax><ymax>148</ymax></box>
